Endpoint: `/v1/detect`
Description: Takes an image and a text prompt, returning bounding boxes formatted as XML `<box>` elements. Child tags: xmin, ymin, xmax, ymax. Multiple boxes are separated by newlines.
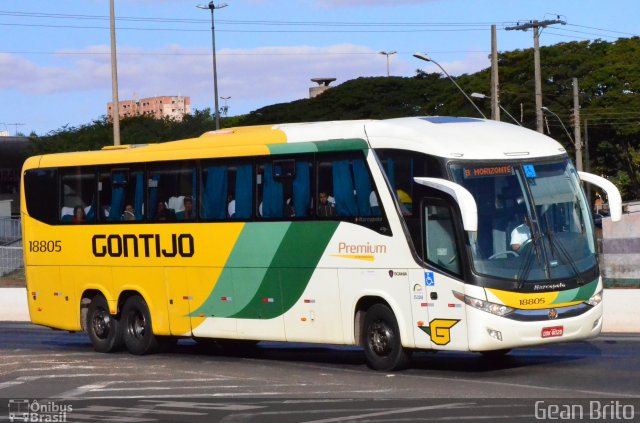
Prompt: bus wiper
<box><xmin>543</xmin><ymin>214</ymin><xmax>584</xmax><ymax>285</ymax></box>
<box><xmin>516</xmin><ymin>229</ymin><xmax>547</xmax><ymax>287</ymax></box>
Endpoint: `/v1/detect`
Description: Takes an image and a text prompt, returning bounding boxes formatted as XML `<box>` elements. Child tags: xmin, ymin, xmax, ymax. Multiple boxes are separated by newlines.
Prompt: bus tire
<box><xmin>363</xmin><ymin>304</ymin><xmax>411</xmax><ymax>371</ymax></box>
<box><xmin>121</xmin><ymin>295</ymin><xmax>159</xmax><ymax>355</ymax></box>
<box><xmin>86</xmin><ymin>295</ymin><xmax>122</xmax><ymax>353</ymax></box>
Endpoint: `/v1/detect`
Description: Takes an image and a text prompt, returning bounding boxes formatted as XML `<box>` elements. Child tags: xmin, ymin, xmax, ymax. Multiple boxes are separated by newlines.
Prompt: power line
<box><xmin>0</xmin><ymin>10</ymin><xmax>508</xmax><ymax>27</ymax></box>
<box><xmin>566</xmin><ymin>23</ymin><xmax>639</xmax><ymax>38</ymax></box>
<box><xmin>0</xmin><ymin>22</ymin><xmax>492</xmax><ymax>33</ymax></box>
<box><xmin>0</xmin><ymin>49</ymin><xmax>489</xmax><ymax>57</ymax></box>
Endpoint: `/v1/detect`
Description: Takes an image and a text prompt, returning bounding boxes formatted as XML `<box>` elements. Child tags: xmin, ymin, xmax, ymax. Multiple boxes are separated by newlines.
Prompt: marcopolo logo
<box><xmin>8</xmin><ymin>399</ymin><xmax>72</xmax><ymax>422</ymax></box>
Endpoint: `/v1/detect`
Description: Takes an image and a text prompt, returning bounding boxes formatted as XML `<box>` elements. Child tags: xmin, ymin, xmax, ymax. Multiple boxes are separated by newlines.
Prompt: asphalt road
<box><xmin>0</xmin><ymin>322</ymin><xmax>639</xmax><ymax>422</ymax></box>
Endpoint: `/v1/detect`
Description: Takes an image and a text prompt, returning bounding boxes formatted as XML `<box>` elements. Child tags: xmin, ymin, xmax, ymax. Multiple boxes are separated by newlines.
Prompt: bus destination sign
<box><xmin>463</xmin><ymin>165</ymin><xmax>514</xmax><ymax>179</ymax></box>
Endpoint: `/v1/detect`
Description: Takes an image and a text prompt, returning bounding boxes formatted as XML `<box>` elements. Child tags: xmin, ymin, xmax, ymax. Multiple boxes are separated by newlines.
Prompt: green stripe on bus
<box><xmin>314</xmin><ymin>139</ymin><xmax>369</xmax><ymax>152</ymax></box>
<box><xmin>231</xmin><ymin>221</ymin><xmax>339</xmax><ymax>319</ymax></box>
<box><xmin>189</xmin><ymin>223</ymin><xmax>291</xmax><ymax>317</ymax></box>
<box><xmin>551</xmin><ymin>278</ymin><xmax>598</xmax><ymax>304</ymax></box>
<box><xmin>266</xmin><ymin>139</ymin><xmax>368</xmax><ymax>155</ymax></box>
<box><xmin>267</xmin><ymin>143</ymin><xmax>318</xmax><ymax>155</ymax></box>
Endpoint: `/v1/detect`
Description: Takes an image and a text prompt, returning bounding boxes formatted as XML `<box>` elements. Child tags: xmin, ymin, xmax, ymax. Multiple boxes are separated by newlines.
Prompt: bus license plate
<box><xmin>541</xmin><ymin>326</ymin><xmax>564</xmax><ymax>338</ymax></box>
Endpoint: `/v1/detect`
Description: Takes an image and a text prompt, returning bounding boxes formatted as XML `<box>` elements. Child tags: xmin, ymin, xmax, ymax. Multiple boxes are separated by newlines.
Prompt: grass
<box><xmin>0</xmin><ymin>268</ymin><xmax>26</xmax><ymax>288</ymax></box>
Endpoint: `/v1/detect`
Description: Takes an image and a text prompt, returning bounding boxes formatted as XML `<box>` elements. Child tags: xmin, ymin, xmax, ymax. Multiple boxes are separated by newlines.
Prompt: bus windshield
<box><xmin>450</xmin><ymin>159</ymin><xmax>597</xmax><ymax>284</ymax></box>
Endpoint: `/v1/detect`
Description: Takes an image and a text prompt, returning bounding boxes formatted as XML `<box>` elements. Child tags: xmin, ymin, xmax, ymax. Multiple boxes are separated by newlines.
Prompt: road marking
<box><xmin>300</xmin><ymin>403</ymin><xmax>471</xmax><ymax>423</ymax></box>
<box><xmin>0</xmin><ymin>380</ymin><xmax>24</xmax><ymax>390</ymax></box>
<box><xmin>58</xmin><ymin>382</ymin><xmax>113</xmax><ymax>398</ymax></box>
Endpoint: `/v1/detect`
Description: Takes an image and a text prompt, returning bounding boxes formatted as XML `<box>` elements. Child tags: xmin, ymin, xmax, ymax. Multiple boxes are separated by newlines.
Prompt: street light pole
<box><xmin>413</xmin><ymin>53</ymin><xmax>487</xmax><ymax>119</ymax></box>
<box><xmin>541</xmin><ymin>106</ymin><xmax>574</xmax><ymax>143</ymax></box>
<box><xmin>379</xmin><ymin>51</ymin><xmax>396</xmax><ymax>77</ymax></box>
<box><xmin>220</xmin><ymin>96</ymin><xmax>231</xmax><ymax>117</ymax></box>
<box><xmin>197</xmin><ymin>1</ymin><xmax>228</xmax><ymax>130</ymax></box>
<box><xmin>471</xmin><ymin>93</ymin><xmax>522</xmax><ymax>126</ymax></box>
<box><xmin>109</xmin><ymin>0</ymin><xmax>121</xmax><ymax>145</ymax></box>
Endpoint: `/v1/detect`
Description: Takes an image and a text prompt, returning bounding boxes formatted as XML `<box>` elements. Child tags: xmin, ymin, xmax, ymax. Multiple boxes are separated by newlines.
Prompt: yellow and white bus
<box><xmin>21</xmin><ymin>117</ymin><xmax>622</xmax><ymax>370</ymax></box>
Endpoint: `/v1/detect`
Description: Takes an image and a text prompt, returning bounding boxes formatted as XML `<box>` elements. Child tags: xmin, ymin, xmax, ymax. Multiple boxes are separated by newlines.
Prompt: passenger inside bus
<box><xmin>176</xmin><ymin>196</ymin><xmax>195</xmax><ymax>220</ymax></box>
<box><xmin>72</xmin><ymin>205</ymin><xmax>86</xmax><ymax>224</ymax></box>
<box><xmin>122</xmin><ymin>205</ymin><xmax>136</xmax><ymax>221</ymax></box>
<box><xmin>154</xmin><ymin>201</ymin><xmax>175</xmax><ymax>222</ymax></box>
<box><xmin>317</xmin><ymin>192</ymin><xmax>336</xmax><ymax>217</ymax></box>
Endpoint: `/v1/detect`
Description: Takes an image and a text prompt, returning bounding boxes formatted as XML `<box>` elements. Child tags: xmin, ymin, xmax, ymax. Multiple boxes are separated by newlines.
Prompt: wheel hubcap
<box><xmin>369</xmin><ymin>320</ymin><xmax>392</xmax><ymax>356</ymax></box>
<box><xmin>92</xmin><ymin>308</ymin><xmax>111</xmax><ymax>340</ymax></box>
<box><xmin>128</xmin><ymin>310</ymin><xmax>146</xmax><ymax>339</ymax></box>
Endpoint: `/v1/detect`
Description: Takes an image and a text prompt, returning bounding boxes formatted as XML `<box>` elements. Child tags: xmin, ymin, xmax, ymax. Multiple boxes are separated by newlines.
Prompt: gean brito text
<box><xmin>92</xmin><ymin>233</ymin><xmax>195</xmax><ymax>258</ymax></box>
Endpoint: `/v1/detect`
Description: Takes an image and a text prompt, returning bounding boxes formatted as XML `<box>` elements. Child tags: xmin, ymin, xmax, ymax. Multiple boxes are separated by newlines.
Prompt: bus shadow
<box><xmin>167</xmin><ymin>339</ymin><xmax>603</xmax><ymax>373</ymax></box>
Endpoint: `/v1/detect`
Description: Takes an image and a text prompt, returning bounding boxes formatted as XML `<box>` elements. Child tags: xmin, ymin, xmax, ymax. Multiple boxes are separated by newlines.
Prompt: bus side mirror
<box><xmin>413</xmin><ymin>177</ymin><xmax>478</xmax><ymax>232</ymax></box>
<box><xmin>578</xmin><ymin>171</ymin><xmax>622</xmax><ymax>222</ymax></box>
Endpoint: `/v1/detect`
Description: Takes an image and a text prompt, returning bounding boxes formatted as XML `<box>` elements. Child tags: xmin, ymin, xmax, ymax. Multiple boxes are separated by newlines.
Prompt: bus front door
<box><xmin>417</xmin><ymin>197</ymin><xmax>469</xmax><ymax>351</ymax></box>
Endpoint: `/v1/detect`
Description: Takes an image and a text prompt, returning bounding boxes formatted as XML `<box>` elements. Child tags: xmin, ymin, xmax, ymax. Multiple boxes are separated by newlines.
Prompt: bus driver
<box><xmin>510</xmin><ymin>214</ymin><xmax>532</xmax><ymax>252</ymax></box>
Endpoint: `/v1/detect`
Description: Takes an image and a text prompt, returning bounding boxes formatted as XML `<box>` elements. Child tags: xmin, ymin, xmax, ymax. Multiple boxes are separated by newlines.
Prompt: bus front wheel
<box><xmin>121</xmin><ymin>295</ymin><xmax>159</xmax><ymax>355</ymax></box>
<box><xmin>363</xmin><ymin>304</ymin><xmax>411</xmax><ymax>371</ymax></box>
<box><xmin>86</xmin><ymin>295</ymin><xmax>122</xmax><ymax>353</ymax></box>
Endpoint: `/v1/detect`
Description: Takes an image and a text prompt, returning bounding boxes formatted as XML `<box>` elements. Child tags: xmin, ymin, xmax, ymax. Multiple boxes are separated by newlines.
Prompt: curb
<box><xmin>2</xmin><ymin>288</ymin><xmax>638</xmax><ymax>332</ymax></box>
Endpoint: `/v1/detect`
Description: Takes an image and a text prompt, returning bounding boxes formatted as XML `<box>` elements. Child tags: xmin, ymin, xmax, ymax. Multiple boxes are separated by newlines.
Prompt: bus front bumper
<box><xmin>465</xmin><ymin>302</ymin><xmax>603</xmax><ymax>352</ymax></box>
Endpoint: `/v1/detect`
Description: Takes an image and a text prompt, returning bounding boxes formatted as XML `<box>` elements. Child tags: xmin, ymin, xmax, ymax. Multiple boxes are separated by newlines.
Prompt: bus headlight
<box><xmin>453</xmin><ymin>291</ymin><xmax>514</xmax><ymax>316</ymax></box>
<box><xmin>586</xmin><ymin>290</ymin><xmax>603</xmax><ymax>307</ymax></box>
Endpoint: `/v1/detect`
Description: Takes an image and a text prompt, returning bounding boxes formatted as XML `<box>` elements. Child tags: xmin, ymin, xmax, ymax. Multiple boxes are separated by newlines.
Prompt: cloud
<box><xmin>2</xmin><ymin>44</ymin><xmax>488</xmax><ymax>118</ymax></box>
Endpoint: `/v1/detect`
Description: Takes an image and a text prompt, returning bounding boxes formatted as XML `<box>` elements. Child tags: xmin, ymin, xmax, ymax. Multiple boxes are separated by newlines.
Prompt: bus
<box><xmin>21</xmin><ymin>117</ymin><xmax>622</xmax><ymax>371</ymax></box>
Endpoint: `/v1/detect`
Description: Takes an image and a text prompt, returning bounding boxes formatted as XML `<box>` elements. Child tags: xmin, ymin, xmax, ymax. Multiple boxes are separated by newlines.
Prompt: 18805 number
<box><xmin>28</xmin><ymin>240</ymin><xmax>62</xmax><ymax>253</ymax></box>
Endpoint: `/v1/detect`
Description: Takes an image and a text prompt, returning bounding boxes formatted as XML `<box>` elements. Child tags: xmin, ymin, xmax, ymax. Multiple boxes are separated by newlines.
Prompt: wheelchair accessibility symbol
<box><xmin>424</xmin><ymin>271</ymin><xmax>435</xmax><ymax>287</ymax></box>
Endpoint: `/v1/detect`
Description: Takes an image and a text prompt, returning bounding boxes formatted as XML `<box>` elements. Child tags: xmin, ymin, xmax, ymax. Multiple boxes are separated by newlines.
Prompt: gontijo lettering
<box><xmin>92</xmin><ymin>233</ymin><xmax>194</xmax><ymax>258</ymax></box>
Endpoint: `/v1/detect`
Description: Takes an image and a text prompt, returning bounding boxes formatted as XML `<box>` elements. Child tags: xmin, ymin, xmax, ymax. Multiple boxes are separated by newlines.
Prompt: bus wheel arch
<box><xmin>80</xmin><ymin>289</ymin><xmax>103</xmax><ymax>332</ymax></box>
<box><xmin>354</xmin><ymin>296</ymin><xmax>412</xmax><ymax>371</ymax></box>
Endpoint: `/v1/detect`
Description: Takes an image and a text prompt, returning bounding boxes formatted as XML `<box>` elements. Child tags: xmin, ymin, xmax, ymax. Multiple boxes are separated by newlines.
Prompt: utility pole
<box><xmin>109</xmin><ymin>0</ymin><xmax>121</xmax><ymax>146</ymax></box>
<box><xmin>573</xmin><ymin>77</ymin><xmax>583</xmax><ymax>171</ymax></box>
<box><xmin>584</xmin><ymin>119</ymin><xmax>591</xmax><ymax>206</ymax></box>
<box><xmin>197</xmin><ymin>1</ymin><xmax>228</xmax><ymax>131</ymax></box>
<box><xmin>4</xmin><ymin>123</ymin><xmax>25</xmax><ymax>136</ymax></box>
<box><xmin>490</xmin><ymin>25</ymin><xmax>500</xmax><ymax>121</ymax></box>
<box><xmin>506</xmin><ymin>17</ymin><xmax>566</xmax><ymax>133</ymax></box>
<box><xmin>584</xmin><ymin>119</ymin><xmax>590</xmax><ymax>173</ymax></box>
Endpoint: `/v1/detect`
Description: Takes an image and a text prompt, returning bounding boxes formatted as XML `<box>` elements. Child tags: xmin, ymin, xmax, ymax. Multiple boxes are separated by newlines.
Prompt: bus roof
<box><xmin>26</xmin><ymin>117</ymin><xmax>567</xmax><ymax>169</ymax></box>
<box><xmin>276</xmin><ymin>117</ymin><xmax>567</xmax><ymax>160</ymax></box>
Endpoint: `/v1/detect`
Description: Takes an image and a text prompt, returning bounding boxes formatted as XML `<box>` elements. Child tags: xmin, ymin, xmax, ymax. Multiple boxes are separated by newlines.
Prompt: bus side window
<box><xmin>201</xmin><ymin>161</ymin><xmax>253</xmax><ymax>220</ymax></box>
<box><xmin>24</xmin><ymin>168</ymin><xmax>58</xmax><ymax>225</ymax></box>
<box><xmin>148</xmin><ymin>161</ymin><xmax>196</xmax><ymax>221</ymax></box>
<box><xmin>255</xmin><ymin>157</ymin><xmax>312</xmax><ymax>220</ymax></box>
<box><xmin>319</xmin><ymin>157</ymin><xmax>376</xmax><ymax>218</ymax></box>
<box><xmin>291</xmin><ymin>159</ymin><xmax>312</xmax><ymax>218</ymax></box>
<box><xmin>99</xmin><ymin>167</ymin><xmax>145</xmax><ymax>222</ymax></box>
<box><xmin>60</xmin><ymin>167</ymin><xmax>96</xmax><ymax>224</ymax></box>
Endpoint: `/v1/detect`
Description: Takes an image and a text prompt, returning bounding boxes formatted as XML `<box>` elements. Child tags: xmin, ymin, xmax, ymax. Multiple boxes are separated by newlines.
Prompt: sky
<box><xmin>1</xmin><ymin>0</ymin><xmax>639</xmax><ymax>136</ymax></box>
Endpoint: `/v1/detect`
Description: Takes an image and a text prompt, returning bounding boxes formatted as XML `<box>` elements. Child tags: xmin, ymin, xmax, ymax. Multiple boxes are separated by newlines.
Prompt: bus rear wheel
<box><xmin>363</xmin><ymin>304</ymin><xmax>411</xmax><ymax>371</ymax></box>
<box><xmin>86</xmin><ymin>295</ymin><xmax>122</xmax><ymax>353</ymax></box>
<box><xmin>121</xmin><ymin>295</ymin><xmax>159</xmax><ymax>355</ymax></box>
